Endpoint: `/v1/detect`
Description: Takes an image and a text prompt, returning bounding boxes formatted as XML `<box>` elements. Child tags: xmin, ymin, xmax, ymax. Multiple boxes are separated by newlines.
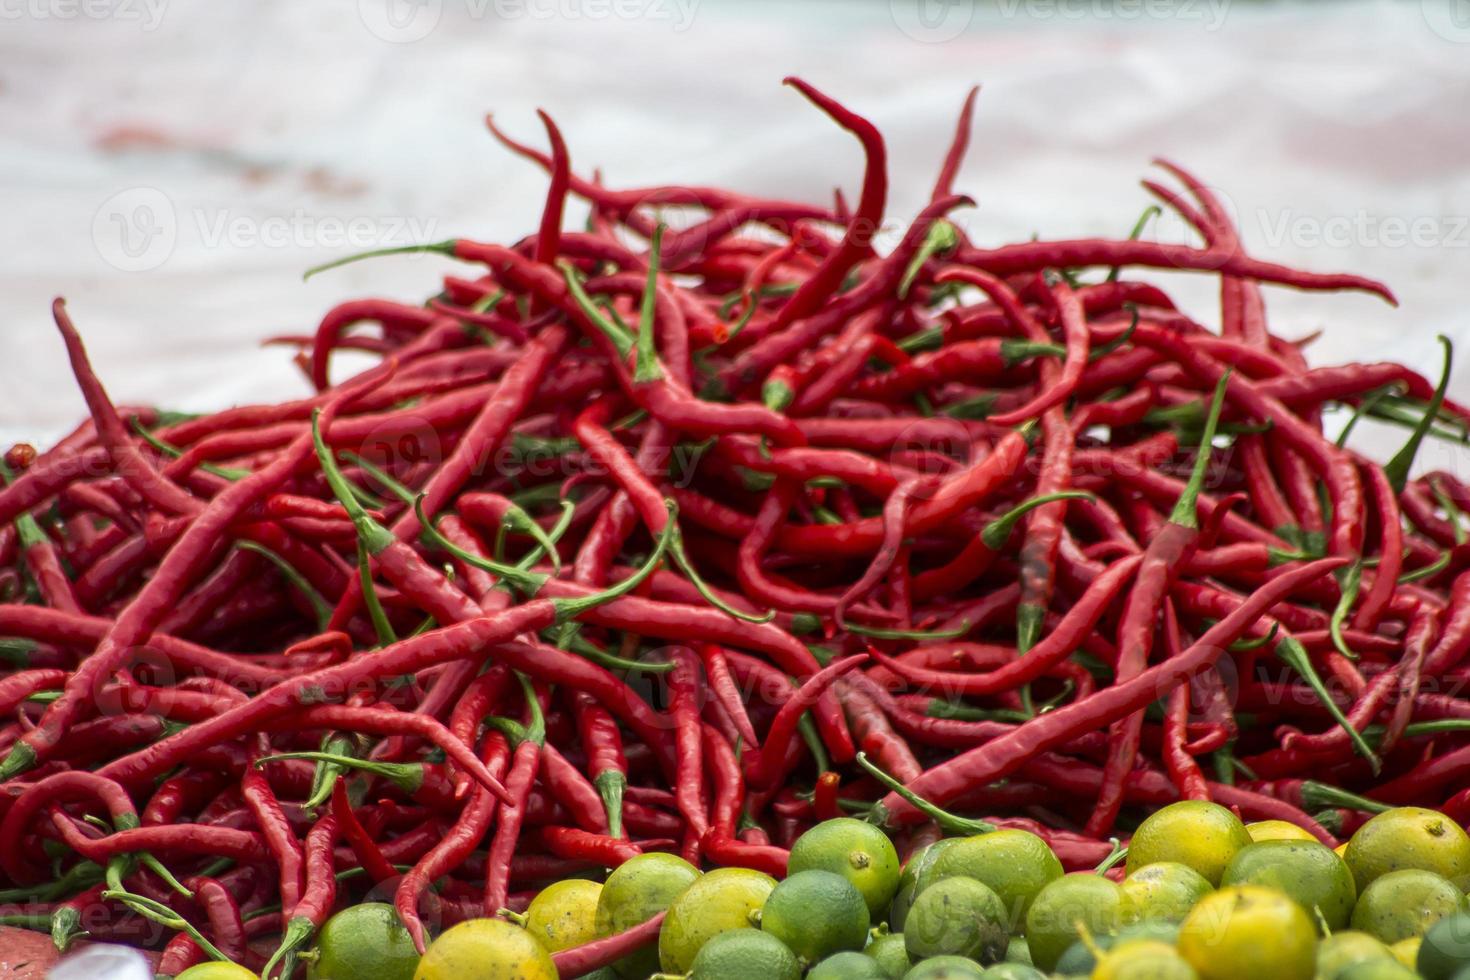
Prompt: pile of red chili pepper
<box><xmin>3</xmin><ymin>78</ymin><xmax>1470</xmax><ymax>975</ymax></box>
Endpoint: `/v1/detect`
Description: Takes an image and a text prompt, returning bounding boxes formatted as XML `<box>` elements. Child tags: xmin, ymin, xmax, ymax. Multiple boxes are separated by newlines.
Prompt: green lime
<box><xmin>1127</xmin><ymin>801</ymin><xmax>1254</xmax><ymax>887</ymax></box>
<box><xmin>412</xmin><ymin>919</ymin><xmax>556</xmax><ymax>980</ymax></box>
<box><xmin>523</xmin><ymin>879</ymin><xmax>603</xmax><ymax>952</ymax></box>
<box><xmin>684</xmin><ymin>928</ymin><xmax>799</xmax><ymax>980</ymax></box>
<box><xmin>1120</xmin><ymin>862</ymin><xmax>1214</xmax><ymax>924</ymax></box>
<box><xmin>902</xmin><ymin>956</ymin><xmax>988</xmax><ymax>980</ymax></box>
<box><xmin>1420</xmin><ymin>912</ymin><xmax>1470</xmax><ymax>979</ymax></box>
<box><xmin>808</xmin><ymin>950</ymin><xmax>890</xmax><ymax>980</ymax></box>
<box><xmin>977</xmin><ymin>964</ymin><xmax>1046</xmax><ymax>979</ymax></box>
<box><xmin>596</xmin><ymin>852</ymin><xmax>700</xmax><ymax>979</ymax></box>
<box><xmin>760</xmin><ymin>869</ymin><xmax>870</xmax><ymax>964</ymax></box>
<box><xmin>904</xmin><ymin>875</ymin><xmax>1009</xmax><ymax>964</ymax></box>
<box><xmin>1245</xmin><ymin>820</ymin><xmax>1317</xmax><ymax>843</ymax></box>
<box><xmin>176</xmin><ymin>966</ymin><xmax>259</xmax><ymax>980</ymax></box>
<box><xmin>658</xmin><ymin>867</ymin><xmax>776</xmax><ymax>973</ymax></box>
<box><xmin>1220</xmin><ymin>839</ymin><xmax>1356</xmax><ymax>931</ymax></box>
<box><xmin>1053</xmin><ymin>920</ymin><xmax>1182</xmax><ymax>974</ymax></box>
<box><xmin>1024</xmin><ymin>872</ymin><xmax>1133</xmax><ymax>972</ymax></box>
<box><xmin>307</xmin><ymin>902</ymin><xmax>418</xmax><ymax>980</ymax></box>
<box><xmin>867</xmin><ymin>931</ymin><xmax>912</xmax><ymax>979</ymax></box>
<box><xmin>1345</xmin><ymin>807</ymin><xmax>1470</xmax><ymax>891</ymax></box>
<box><xmin>1352</xmin><ymin>869</ymin><xmax>1467</xmax><ymax>944</ymax></box>
<box><xmin>789</xmin><ymin>818</ymin><xmax>903</xmax><ymax>916</ymax></box>
<box><xmin>1177</xmin><ymin>886</ymin><xmax>1317</xmax><ymax>980</ymax></box>
<box><xmin>930</xmin><ymin>829</ymin><xmax>1063</xmax><ymax>928</ymax></box>
<box><xmin>892</xmin><ymin>839</ymin><xmax>961</xmax><ymax>933</ymax></box>
<box><xmin>1093</xmin><ymin>939</ymin><xmax>1199</xmax><ymax>980</ymax></box>
<box><xmin>1336</xmin><ymin>959</ymin><xmax>1420</xmax><ymax>980</ymax></box>
<box><xmin>1316</xmin><ymin>931</ymin><xmax>1394</xmax><ymax>979</ymax></box>
<box><xmin>1003</xmin><ymin>935</ymin><xmax>1030</xmax><ymax>964</ymax></box>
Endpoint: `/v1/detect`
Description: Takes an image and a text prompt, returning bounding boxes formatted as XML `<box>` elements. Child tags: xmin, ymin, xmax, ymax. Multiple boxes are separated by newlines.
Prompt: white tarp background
<box><xmin>2</xmin><ymin>0</ymin><xmax>1469</xmax><ymax>472</ymax></box>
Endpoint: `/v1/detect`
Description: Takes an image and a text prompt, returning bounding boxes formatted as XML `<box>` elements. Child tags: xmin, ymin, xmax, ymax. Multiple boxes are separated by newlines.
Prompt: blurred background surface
<box><xmin>2</xmin><ymin>0</ymin><xmax>1468</xmax><ymax>465</ymax></box>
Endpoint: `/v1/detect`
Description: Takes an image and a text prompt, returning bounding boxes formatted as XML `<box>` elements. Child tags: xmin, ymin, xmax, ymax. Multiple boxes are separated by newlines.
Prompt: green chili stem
<box><xmin>303</xmin><ymin>240</ymin><xmax>456</xmax><ymax>281</ymax></box>
<box><xmin>1383</xmin><ymin>335</ymin><xmax>1453</xmax><ymax>492</ymax></box>
<box><xmin>1275</xmin><ymin>636</ymin><xmax>1379</xmax><ymax>773</ymax></box>
<box><xmin>236</xmin><ymin>541</ymin><xmax>332</xmax><ymax>631</ymax></box>
<box><xmin>856</xmin><ymin>751</ymin><xmax>995</xmax><ymax>835</ymax></box>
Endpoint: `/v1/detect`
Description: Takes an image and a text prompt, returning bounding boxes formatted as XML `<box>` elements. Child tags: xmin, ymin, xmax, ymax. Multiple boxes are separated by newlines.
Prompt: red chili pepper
<box><xmin>539</xmin><ymin>824</ymin><xmax>641</xmax><ymax>866</ymax></box>
<box><xmin>751</xmin><ymin>78</ymin><xmax>887</xmax><ymax>342</ymax></box>
<box><xmin>330</xmin><ymin>779</ymin><xmax>397</xmax><ymax>885</ymax></box>
<box><xmin>482</xmin><ymin>682</ymin><xmax>544</xmax><ymax>921</ymax></box>
<box><xmin>873</xmin><ymin>557</ymin><xmax>1344</xmax><ymax>826</ymax></box>
<box><xmin>91</xmin><ymin>517</ymin><xmax>674</xmax><ymax>792</ymax></box>
<box><xmin>550</xmin><ymin>910</ymin><xmax>666</xmax><ymax>978</ymax></box>
<box><xmin>0</xmin><ymin>366</ymin><xmax>394</xmax><ymax>782</ymax></box>
<box><xmin>746</xmin><ymin>654</ymin><xmax>867</xmax><ymax>791</ymax></box>
<box><xmin>262</xmin><ymin>811</ymin><xmax>339</xmax><ymax>978</ymax></box>
<box><xmin>571</xmin><ymin>689</ymin><xmax>628</xmax><ymax>838</ymax></box>
<box><xmin>1088</xmin><ymin>375</ymin><xmax>1229</xmax><ymax>835</ymax></box>
<box><xmin>812</xmin><ymin>771</ymin><xmax>842</xmax><ymax>822</ymax></box>
<box><xmin>665</xmin><ymin>649</ymin><xmax>710</xmax><ymax>852</ymax></box>
<box><xmin>396</xmin><ymin>729</ymin><xmax>510</xmax><ymax>953</ymax></box>
<box><xmin>1160</xmin><ymin>603</ymin><xmax>1210</xmax><ymax>803</ymax></box>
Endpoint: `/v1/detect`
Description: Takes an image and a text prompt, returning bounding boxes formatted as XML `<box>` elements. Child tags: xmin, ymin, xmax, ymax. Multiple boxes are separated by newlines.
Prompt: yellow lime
<box><xmin>658</xmin><ymin>867</ymin><xmax>776</xmax><ymax>973</ymax></box>
<box><xmin>1220</xmin><ymin>839</ymin><xmax>1356</xmax><ymax>931</ymax></box>
<box><xmin>176</xmin><ymin>966</ymin><xmax>259</xmax><ymax>980</ymax></box>
<box><xmin>788</xmin><ymin>817</ymin><xmax>903</xmax><ymax>916</ymax></box>
<box><xmin>596</xmin><ymin>851</ymin><xmax>700</xmax><ymax>978</ymax></box>
<box><xmin>413</xmin><ymin>919</ymin><xmax>555</xmax><ymax>980</ymax></box>
<box><xmin>1053</xmin><ymin>920</ymin><xmax>1180</xmax><ymax>974</ymax></box>
<box><xmin>1177</xmin><ymin>885</ymin><xmax>1316</xmax><ymax>980</ymax></box>
<box><xmin>1120</xmin><ymin>862</ymin><xmax>1213</xmax><ymax>924</ymax></box>
<box><xmin>1350</xmin><ymin>869</ymin><xmax>1466</xmax><ymax>944</ymax></box>
<box><xmin>1024</xmin><ymin>872</ymin><xmax>1133</xmax><ymax>972</ymax></box>
<box><xmin>1315</xmin><ymin>930</ymin><xmax>1392</xmax><ymax>979</ymax></box>
<box><xmin>1345</xmin><ymin>808</ymin><xmax>1470</xmax><ymax>892</ymax></box>
<box><xmin>524</xmin><ymin>879</ymin><xmax>603</xmax><ymax>953</ymax></box>
<box><xmin>930</xmin><ymin>829</ymin><xmax>1063</xmax><ymax>927</ymax></box>
<box><xmin>1335</xmin><ymin>959</ymin><xmax>1420</xmax><ymax>979</ymax></box>
<box><xmin>1126</xmin><ymin>801</ymin><xmax>1253</xmax><ymax>887</ymax></box>
<box><xmin>1390</xmin><ymin>936</ymin><xmax>1421</xmax><ymax>969</ymax></box>
<box><xmin>1246</xmin><ymin>820</ymin><xmax>1317</xmax><ymax>843</ymax></box>
<box><xmin>1093</xmin><ymin>938</ymin><xmax>1198</xmax><ymax>980</ymax></box>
